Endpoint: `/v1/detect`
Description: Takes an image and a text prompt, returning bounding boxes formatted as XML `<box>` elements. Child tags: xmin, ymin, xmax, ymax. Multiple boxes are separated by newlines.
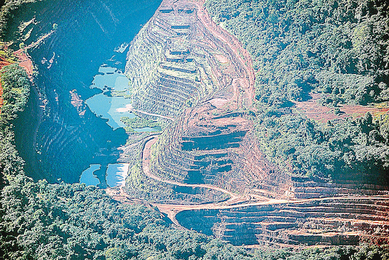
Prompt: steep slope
<box><xmin>123</xmin><ymin>0</ymin><xmax>389</xmax><ymax>247</ymax></box>
<box><xmin>125</xmin><ymin>0</ymin><xmax>284</xmax><ymax>203</ymax></box>
<box><xmin>205</xmin><ymin>0</ymin><xmax>389</xmax><ymax>184</ymax></box>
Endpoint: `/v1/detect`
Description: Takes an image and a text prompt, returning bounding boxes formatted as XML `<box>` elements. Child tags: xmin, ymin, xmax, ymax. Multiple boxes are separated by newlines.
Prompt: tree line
<box><xmin>206</xmin><ymin>0</ymin><xmax>389</xmax><ymax>183</ymax></box>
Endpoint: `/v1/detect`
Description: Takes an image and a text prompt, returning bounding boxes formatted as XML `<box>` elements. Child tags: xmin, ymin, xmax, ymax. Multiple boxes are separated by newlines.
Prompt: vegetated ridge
<box><xmin>205</xmin><ymin>0</ymin><xmax>389</xmax><ymax>184</ymax></box>
<box><xmin>119</xmin><ymin>0</ymin><xmax>389</xmax><ymax>247</ymax></box>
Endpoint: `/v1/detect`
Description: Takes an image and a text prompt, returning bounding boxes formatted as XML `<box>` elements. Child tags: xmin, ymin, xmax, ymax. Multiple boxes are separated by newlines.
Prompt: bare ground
<box><xmin>107</xmin><ymin>0</ymin><xmax>389</xmax><ymax>245</ymax></box>
<box><xmin>295</xmin><ymin>94</ymin><xmax>389</xmax><ymax>123</ymax></box>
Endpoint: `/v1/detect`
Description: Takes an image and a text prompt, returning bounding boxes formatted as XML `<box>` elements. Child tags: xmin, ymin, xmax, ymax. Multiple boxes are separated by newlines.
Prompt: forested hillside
<box><xmin>206</xmin><ymin>0</ymin><xmax>389</xmax><ymax>184</ymax></box>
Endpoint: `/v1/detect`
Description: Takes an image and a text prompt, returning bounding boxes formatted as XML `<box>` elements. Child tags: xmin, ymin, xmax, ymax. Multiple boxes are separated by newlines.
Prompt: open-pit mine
<box><xmin>102</xmin><ymin>0</ymin><xmax>389</xmax><ymax>248</ymax></box>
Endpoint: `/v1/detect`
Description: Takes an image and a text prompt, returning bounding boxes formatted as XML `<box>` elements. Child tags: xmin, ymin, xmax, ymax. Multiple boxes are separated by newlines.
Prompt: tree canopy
<box><xmin>206</xmin><ymin>0</ymin><xmax>389</xmax><ymax>183</ymax></box>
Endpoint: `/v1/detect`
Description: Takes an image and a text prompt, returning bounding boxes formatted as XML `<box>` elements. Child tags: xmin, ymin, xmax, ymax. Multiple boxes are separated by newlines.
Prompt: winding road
<box><xmin>140</xmin><ymin>135</ymin><xmax>389</xmax><ymax>227</ymax></box>
<box><xmin>107</xmin><ymin>0</ymin><xmax>389</xmax><ymax>243</ymax></box>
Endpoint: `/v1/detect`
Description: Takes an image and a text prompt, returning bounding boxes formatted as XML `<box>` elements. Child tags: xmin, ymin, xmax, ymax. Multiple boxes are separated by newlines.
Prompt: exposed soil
<box><xmin>12</xmin><ymin>30</ymin><xmax>55</xmax><ymax>80</ymax></box>
<box><xmin>70</xmin><ymin>90</ymin><xmax>86</xmax><ymax>116</ymax></box>
<box><xmin>295</xmin><ymin>94</ymin><xmax>389</xmax><ymax>123</ymax></box>
<box><xmin>13</xmin><ymin>50</ymin><xmax>34</xmax><ymax>79</ymax></box>
<box><xmin>0</xmin><ymin>31</ymin><xmax>50</xmax><ymax>111</ymax></box>
<box><xmin>139</xmin><ymin>135</ymin><xmax>389</xmax><ymax>239</ymax></box>
<box><xmin>109</xmin><ymin>0</ymin><xmax>389</xmax><ymax>247</ymax></box>
<box><xmin>192</xmin><ymin>0</ymin><xmax>256</xmax><ymax>104</ymax></box>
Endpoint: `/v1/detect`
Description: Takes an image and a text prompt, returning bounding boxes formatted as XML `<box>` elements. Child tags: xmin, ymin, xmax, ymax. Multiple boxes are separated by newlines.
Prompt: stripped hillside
<box><xmin>123</xmin><ymin>0</ymin><xmax>389</xmax><ymax>247</ymax></box>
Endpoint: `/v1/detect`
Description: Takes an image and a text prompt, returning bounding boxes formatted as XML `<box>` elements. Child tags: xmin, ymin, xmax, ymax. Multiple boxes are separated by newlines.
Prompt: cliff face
<box><xmin>176</xmin><ymin>197</ymin><xmax>389</xmax><ymax>247</ymax></box>
<box><xmin>125</xmin><ymin>2</ymin><xmax>220</xmax><ymax>117</ymax></box>
<box><xmin>123</xmin><ymin>0</ymin><xmax>389</xmax><ymax>247</ymax></box>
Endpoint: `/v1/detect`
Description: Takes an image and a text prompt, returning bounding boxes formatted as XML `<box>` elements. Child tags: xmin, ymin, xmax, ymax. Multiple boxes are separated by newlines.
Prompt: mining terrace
<box><xmin>106</xmin><ymin>0</ymin><xmax>389</xmax><ymax>248</ymax></box>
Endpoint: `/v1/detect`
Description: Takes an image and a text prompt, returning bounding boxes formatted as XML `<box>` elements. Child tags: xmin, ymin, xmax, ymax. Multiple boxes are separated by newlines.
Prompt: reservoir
<box><xmin>85</xmin><ymin>64</ymin><xmax>135</xmax><ymax>130</ymax></box>
<box><xmin>11</xmin><ymin>0</ymin><xmax>163</xmax><ymax>183</ymax></box>
<box><xmin>79</xmin><ymin>163</ymin><xmax>129</xmax><ymax>188</ymax></box>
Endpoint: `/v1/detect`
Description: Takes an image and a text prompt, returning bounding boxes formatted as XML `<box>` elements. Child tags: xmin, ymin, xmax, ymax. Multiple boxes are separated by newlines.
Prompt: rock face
<box><xmin>124</xmin><ymin>0</ymin><xmax>389</xmax><ymax>247</ymax></box>
<box><xmin>125</xmin><ymin>0</ymin><xmax>265</xmax><ymax>195</ymax></box>
<box><xmin>126</xmin><ymin>1</ymin><xmax>224</xmax><ymax>117</ymax></box>
<box><xmin>176</xmin><ymin>196</ymin><xmax>389</xmax><ymax>247</ymax></box>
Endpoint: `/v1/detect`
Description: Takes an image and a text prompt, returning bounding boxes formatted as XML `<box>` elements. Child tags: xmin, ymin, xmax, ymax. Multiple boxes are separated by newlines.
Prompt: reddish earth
<box><xmin>110</xmin><ymin>0</ymin><xmax>389</xmax><ymax>247</ymax></box>
<box><xmin>13</xmin><ymin>50</ymin><xmax>34</xmax><ymax>79</ymax></box>
<box><xmin>296</xmin><ymin>93</ymin><xmax>389</xmax><ymax>123</ymax></box>
<box><xmin>12</xmin><ymin>30</ymin><xmax>55</xmax><ymax>81</ymax></box>
<box><xmin>70</xmin><ymin>90</ymin><xmax>86</xmax><ymax>116</ymax></box>
<box><xmin>112</xmin><ymin>137</ymin><xmax>389</xmax><ymax>245</ymax></box>
<box><xmin>193</xmin><ymin>0</ymin><xmax>256</xmax><ymax>105</ymax></box>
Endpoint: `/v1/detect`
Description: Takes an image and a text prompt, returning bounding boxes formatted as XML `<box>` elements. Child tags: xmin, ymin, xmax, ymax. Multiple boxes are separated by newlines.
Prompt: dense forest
<box><xmin>206</xmin><ymin>0</ymin><xmax>389</xmax><ymax>184</ymax></box>
<box><xmin>0</xmin><ymin>0</ymin><xmax>389</xmax><ymax>259</ymax></box>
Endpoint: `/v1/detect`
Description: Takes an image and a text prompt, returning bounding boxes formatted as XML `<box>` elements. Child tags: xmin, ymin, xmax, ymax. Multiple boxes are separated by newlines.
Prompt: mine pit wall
<box><xmin>147</xmin><ymin>109</ymin><xmax>273</xmax><ymax>196</ymax></box>
<box><xmin>123</xmin><ymin>0</ymin><xmax>389</xmax><ymax>247</ymax></box>
<box><xmin>239</xmin><ymin>132</ymin><xmax>294</xmax><ymax>199</ymax></box>
<box><xmin>125</xmin><ymin>1</ymin><xmax>223</xmax><ymax>118</ymax></box>
<box><xmin>125</xmin><ymin>0</ymin><xmax>260</xmax><ymax>197</ymax></box>
<box><xmin>176</xmin><ymin>198</ymin><xmax>389</xmax><ymax>247</ymax></box>
<box><xmin>290</xmin><ymin>176</ymin><xmax>389</xmax><ymax>200</ymax></box>
<box><xmin>124</xmin><ymin>128</ymin><xmax>229</xmax><ymax>204</ymax></box>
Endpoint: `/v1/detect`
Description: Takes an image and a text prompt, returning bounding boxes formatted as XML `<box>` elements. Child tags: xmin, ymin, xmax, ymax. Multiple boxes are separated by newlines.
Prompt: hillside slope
<box><xmin>122</xmin><ymin>0</ymin><xmax>389</xmax><ymax>247</ymax></box>
<box><xmin>205</xmin><ymin>0</ymin><xmax>389</xmax><ymax>184</ymax></box>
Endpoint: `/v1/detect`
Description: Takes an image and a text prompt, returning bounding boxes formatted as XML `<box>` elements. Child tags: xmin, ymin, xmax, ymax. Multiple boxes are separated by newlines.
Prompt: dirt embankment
<box><xmin>296</xmin><ymin>93</ymin><xmax>389</xmax><ymax>123</ymax></box>
<box><xmin>193</xmin><ymin>0</ymin><xmax>255</xmax><ymax>102</ymax></box>
<box><xmin>12</xmin><ymin>30</ymin><xmax>55</xmax><ymax>81</ymax></box>
<box><xmin>13</xmin><ymin>50</ymin><xmax>34</xmax><ymax>79</ymax></box>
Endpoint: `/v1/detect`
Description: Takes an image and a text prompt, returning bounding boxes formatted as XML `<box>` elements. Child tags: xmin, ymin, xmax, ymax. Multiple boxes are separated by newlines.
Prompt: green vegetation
<box><xmin>0</xmin><ymin>48</ymin><xmax>251</xmax><ymax>260</ymax></box>
<box><xmin>0</xmin><ymin>64</ymin><xmax>30</xmax><ymax>182</ymax></box>
<box><xmin>0</xmin><ymin>49</ymin><xmax>249</xmax><ymax>260</ymax></box>
<box><xmin>206</xmin><ymin>0</ymin><xmax>389</xmax><ymax>182</ymax></box>
<box><xmin>1</xmin><ymin>176</ymin><xmax>258</xmax><ymax>259</ymax></box>
<box><xmin>1</xmin><ymin>0</ymin><xmax>389</xmax><ymax>258</ymax></box>
<box><xmin>0</xmin><ymin>42</ymin><xmax>16</xmax><ymax>63</ymax></box>
<box><xmin>120</xmin><ymin>116</ymin><xmax>161</xmax><ymax>133</ymax></box>
<box><xmin>0</xmin><ymin>0</ymin><xmax>41</xmax><ymax>37</ymax></box>
<box><xmin>255</xmin><ymin>110</ymin><xmax>389</xmax><ymax>182</ymax></box>
<box><xmin>0</xmin><ymin>64</ymin><xmax>30</xmax><ymax>123</ymax></box>
<box><xmin>206</xmin><ymin>0</ymin><xmax>389</xmax><ymax>106</ymax></box>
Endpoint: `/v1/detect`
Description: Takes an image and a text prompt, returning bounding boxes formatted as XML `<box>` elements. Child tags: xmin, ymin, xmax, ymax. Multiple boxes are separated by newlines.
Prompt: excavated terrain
<box><xmin>122</xmin><ymin>0</ymin><xmax>389</xmax><ymax>247</ymax></box>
